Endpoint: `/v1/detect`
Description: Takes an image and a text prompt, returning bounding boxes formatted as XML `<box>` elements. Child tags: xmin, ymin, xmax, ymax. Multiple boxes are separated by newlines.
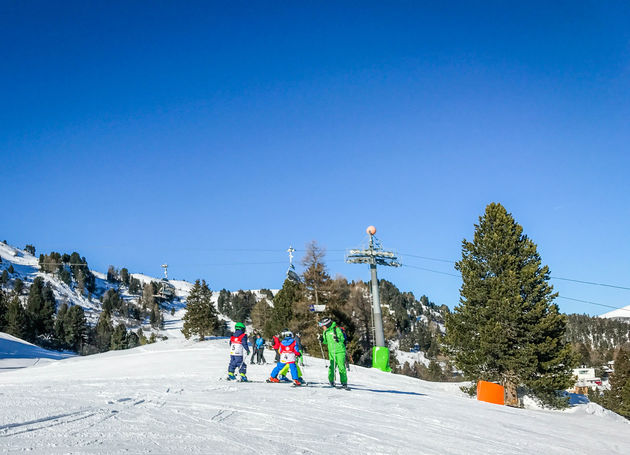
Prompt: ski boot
<box><xmin>340</xmin><ymin>383</ymin><xmax>349</xmax><ymax>390</ymax></box>
<box><xmin>293</xmin><ymin>378</ymin><xmax>303</xmax><ymax>387</ymax></box>
<box><xmin>266</xmin><ymin>377</ymin><xmax>280</xmax><ymax>383</ymax></box>
<box><xmin>227</xmin><ymin>372</ymin><xmax>236</xmax><ymax>381</ymax></box>
<box><xmin>329</xmin><ymin>380</ymin><xmax>335</xmax><ymax>387</ymax></box>
<box><xmin>279</xmin><ymin>375</ymin><xmax>291</xmax><ymax>383</ymax></box>
<box><xmin>239</xmin><ymin>373</ymin><xmax>248</xmax><ymax>382</ymax></box>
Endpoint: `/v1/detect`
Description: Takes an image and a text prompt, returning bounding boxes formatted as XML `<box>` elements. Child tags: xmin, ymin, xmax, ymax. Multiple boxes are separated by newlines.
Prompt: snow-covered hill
<box><xmin>0</xmin><ymin>337</ymin><xmax>628</xmax><ymax>454</ymax></box>
<box><xmin>0</xmin><ymin>332</ymin><xmax>74</xmax><ymax>370</ymax></box>
<box><xmin>0</xmin><ymin>242</ymin><xmax>206</xmax><ymax>340</ymax></box>
<box><xmin>600</xmin><ymin>304</ymin><xmax>630</xmax><ymax>322</ymax></box>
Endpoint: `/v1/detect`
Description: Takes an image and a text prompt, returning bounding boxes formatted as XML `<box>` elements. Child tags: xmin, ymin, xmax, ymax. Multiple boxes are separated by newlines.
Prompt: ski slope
<box><xmin>1</xmin><ymin>339</ymin><xmax>628</xmax><ymax>454</ymax></box>
<box><xmin>0</xmin><ymin>332</ymin><xmax>74</xmax><ymax>370</ymax></box>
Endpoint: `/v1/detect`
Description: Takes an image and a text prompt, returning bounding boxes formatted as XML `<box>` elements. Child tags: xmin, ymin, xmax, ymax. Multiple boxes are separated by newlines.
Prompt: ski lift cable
<box><xmin>556</xmin><ymin>296</ymin><xmax>630</xmax><ymax>314</ymax></box>
<box><xmin>402</xmin><ymin>263</ymin><xmax>630</xmax><ymax>315</ymax></box>
<box><xmin>400</xmin><ymin>253</ymin><xmax>630</xmax><ymax>291</ymax></box>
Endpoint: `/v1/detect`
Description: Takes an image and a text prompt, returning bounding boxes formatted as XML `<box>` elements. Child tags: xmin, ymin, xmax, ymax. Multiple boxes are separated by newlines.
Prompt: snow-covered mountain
<box><xmin>600</xmin><ymin>305</ymin><xmax>630</xmax><ymax>322</ymax></box>
<box><xmin>0</xmin><ymin>241</ymin><xmax>237</xmax><ymax>340</ymax></box>
<box><xmin>0</xmin><ymin>334</ymin><xmax>628</xmax><ymax>454</ymax></box>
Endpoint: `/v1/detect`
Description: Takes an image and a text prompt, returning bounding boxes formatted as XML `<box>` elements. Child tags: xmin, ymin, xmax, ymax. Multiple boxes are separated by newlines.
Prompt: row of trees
<box><xmin>589</xmin><ymin>347</ymin><xmax>630</xmax><ymax>419</ymax></box>
<box><xmin>565</xmin><ymin>314</ymin><xmax>630</xmax><ymax>366</ymax></box>
<box><xmin>0</xmin><ymin>276</ymin><xmax>158</xmax><ymax>354</ymax></box>
<box><xmin>38</xmin><ymin>251</ymin><xmax>96</xmax><ymax>294</ymax></box>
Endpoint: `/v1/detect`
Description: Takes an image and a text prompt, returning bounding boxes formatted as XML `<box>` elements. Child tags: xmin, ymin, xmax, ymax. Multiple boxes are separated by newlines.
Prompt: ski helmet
<box><xmin>281</xmin><ymin>330</ymin><xmax>293</xmax><ymax>338</ymax></box>
<box><xmin>235</xmin><ymin>322</ymin><xmax>245</xmax><ymax>330</ymax></box>
<box><xmin>318</xmin><ymin>317</ymin><xmax>332</xmax><ymax>328</ymax></box>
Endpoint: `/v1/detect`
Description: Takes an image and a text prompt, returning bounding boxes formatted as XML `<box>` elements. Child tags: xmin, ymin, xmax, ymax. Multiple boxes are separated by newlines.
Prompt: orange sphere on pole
<box><xmin>366</xmin><ymin>225</ymin><xmax>377</xmax><ymax>236</ymax></box>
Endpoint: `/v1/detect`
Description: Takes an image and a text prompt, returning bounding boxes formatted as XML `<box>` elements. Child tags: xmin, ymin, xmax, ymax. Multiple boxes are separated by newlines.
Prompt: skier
<box><xmin>227</xmin><ymin>322</ymin><xmax>250</xmax><ymax>382</ymax></box>
<box><xmin>272</xmin><ymin>333</ymin><xmax>281</xmax><ymax>362</ymax></box>
<box><xmin>318</xmin><ymin>317</ymin><xmax>348</xmax><ymax>389</ymax></box>
<box><xmin>267</xmin><ymin>330</ymin><xmax>304</xmax><ymax>386</ymax></box>
<box><xmin>250</xmin><ymin>333</ymin><xmax>259</xmax><ymax>364</ymax></box>
<box><xmin>255</xmin><ymin>335</ymin><xmax>266</xmax><ymax>364</ymax></box>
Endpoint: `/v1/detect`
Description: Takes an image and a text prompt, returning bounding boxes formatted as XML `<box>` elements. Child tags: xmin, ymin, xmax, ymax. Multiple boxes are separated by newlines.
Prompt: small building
<box><xmin>570</xmin><ymin>367</ymin><xmax>602</xmax><ymax>393</ymax></box>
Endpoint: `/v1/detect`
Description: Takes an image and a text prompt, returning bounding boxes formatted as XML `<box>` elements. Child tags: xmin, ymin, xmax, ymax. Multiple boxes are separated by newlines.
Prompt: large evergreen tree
<box><xmin>26</xmin><ymin>277</ymin><xmax>56</xmax><ymax>340</ymax></box>
<box><xmin>181</xmin><ymin>280</ymin><xmax>220</xmax><ymax>341</ymax></box>
<box><xmin>94</xmin><ymin>310</ymin><xmax>114</xmax><ymax>352</ymax></box>
<box><xmin>110</xmin><ymin>323</ymin><xmax>128</xmax><ymax>350</ymax></box>
<box><xmin>65</xmin><ymin>305</ymin><xmax>88</xmax><ymax>352</ymax></box>
<box><xmin>597</xmin><ymin>348</ymin><xmax>630</xmax><ymax>419</ymax></box>
<box><xmin>445</xmin><ymin>202</ymin><xmax>575</xmax><ymax>407</ymax></box>
<box><xmin>4</xmin><ymin>294</ymin><xmax>27</xmax><ymax>339</ymax></box>
<box><xmin>266</xmin><ymin>278</ymin><xmax>301</xmax><ymax>337</ymax></box>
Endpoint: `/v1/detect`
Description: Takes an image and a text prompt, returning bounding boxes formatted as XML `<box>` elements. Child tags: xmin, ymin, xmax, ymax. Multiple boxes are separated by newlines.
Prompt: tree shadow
<box><xmin>349</xmin><ymin>386</ymin><xmax>426</xmax><ymax>396</ymax></box>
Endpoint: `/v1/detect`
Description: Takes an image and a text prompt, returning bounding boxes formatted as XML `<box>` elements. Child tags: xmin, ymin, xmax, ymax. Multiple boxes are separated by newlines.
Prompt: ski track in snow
<box><xmin>1</xmin><ymin>338</ymin><xmax>629</xmax><ymax>454</ymax></box>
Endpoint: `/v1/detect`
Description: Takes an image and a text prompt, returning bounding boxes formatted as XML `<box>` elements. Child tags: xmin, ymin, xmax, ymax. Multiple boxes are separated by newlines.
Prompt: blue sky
<box><xmin>1</xmin><ymin>1</ymin><xmax>629</xmax><ymax>315</ymax></box>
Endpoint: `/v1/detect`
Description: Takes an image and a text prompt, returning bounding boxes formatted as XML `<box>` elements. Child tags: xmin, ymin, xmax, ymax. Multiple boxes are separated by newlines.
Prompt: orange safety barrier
<box><xmin>477</xmin><ymin>380</ymin><xmax>505</xmax><ymax>405</ymax></box>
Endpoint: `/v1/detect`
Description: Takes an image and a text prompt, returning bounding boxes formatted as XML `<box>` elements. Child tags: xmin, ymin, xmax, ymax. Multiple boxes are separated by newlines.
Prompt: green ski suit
<box><xmin>322</xmin><ymin>322</ymin><xmax>347</xmax><ymax>385</ymax></box>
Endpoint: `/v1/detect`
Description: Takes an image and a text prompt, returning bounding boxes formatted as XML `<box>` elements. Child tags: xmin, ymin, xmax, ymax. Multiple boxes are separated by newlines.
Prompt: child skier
<box><xmin>228</xmin><ymin>322</ymin><xmax>250</xmax><ymax>382</ymax></box>
<box><xmin>267</xmin><ymin>330</ymin><xmax>304</xmax><ymax>386</ymax></box>
<box><xmin>319</xmin><ymin>317</ymin><xmax>348</xmax><ymax>389</ymax></box>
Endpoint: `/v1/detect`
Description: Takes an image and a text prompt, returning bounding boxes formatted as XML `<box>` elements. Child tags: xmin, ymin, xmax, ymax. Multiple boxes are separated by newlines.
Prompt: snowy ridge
<box><xmin>600</xmin><ymin>305</ymin><xmax>630</xmax><ymax>321</ymax></box>
<box><xmin>0</xmin><ymin>337</ymin><xmax>628</xmax><ymax>454</ymax></box>
<box><xmin>0</xmin><ymin>332</ymin><xmax>75</xmax><ymax>370</ymax></box>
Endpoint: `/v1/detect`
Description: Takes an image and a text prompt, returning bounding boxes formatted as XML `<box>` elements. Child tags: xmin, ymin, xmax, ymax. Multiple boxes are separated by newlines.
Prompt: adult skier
<box><xmin>255</xmin><ymin>335</ymin><xmax>266</xmax><ymax>364</ymax></box>
<box><xmin>319</xmin><ymin>317</ymin><xmax>348</xmax><ymax>389</ymax></box>
<box><xmin>266</xmin><ymin>330</ymin><xmax>304</xmax><ymax>386</ymax></box>
<box><xmin>227</xmin><ymin>322</ymin><xmax>250</xmax><ymax>382</ymax></box>
<box><xmin>250</xmin><ymin>333</ymin><xmax>259</xmax><ymax>363</ymax></box>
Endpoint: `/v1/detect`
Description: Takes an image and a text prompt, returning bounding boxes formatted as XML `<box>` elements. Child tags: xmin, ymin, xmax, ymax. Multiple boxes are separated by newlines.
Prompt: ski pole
<box><xmin>317</xmin><ymin>331</ymin><xmax>328</xmax><ymax>368</ymax></box>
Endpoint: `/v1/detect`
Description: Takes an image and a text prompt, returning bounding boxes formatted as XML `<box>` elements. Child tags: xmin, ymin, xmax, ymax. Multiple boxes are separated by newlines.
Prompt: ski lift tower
<box><xmin>286</xmin><ymin>246</ymin><xmax>301</xmax><ymax>283</ymax></box>
<box><xmin>346</xmin><ymin>226</ymin><xmax>401</xmax><ymax>372</ymax></box>
<box><xmin>161</xmin><ymin>264</ymin><xmax>168</xmax><ymax>280</ymax></box>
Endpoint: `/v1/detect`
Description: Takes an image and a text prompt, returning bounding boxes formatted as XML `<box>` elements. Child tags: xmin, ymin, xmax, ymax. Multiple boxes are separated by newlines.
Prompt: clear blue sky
<box><xmin>1</xmin><ymin>1</ymin><xmax>629</xmax><ymax>316</ymax></box>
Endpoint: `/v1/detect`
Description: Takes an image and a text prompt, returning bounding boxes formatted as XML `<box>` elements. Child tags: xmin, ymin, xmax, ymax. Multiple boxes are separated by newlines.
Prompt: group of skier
<box><xmin>227</xmin><ymin>317</ymin><xmax>349</xmax><ymax>389</ymax></box>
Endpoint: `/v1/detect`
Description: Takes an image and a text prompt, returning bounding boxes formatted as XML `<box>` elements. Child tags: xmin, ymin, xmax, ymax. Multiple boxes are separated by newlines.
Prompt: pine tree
<box><xmin>181</xmin><ymin>279</ymin><xmax>220</xmax><ymax>341</ymax></box>
<box><xmin>150</xmin><ymin>302</ymin><xmax>162</xmax><ymax>328</ymax></box>
<box><xmin>54</xmin><ymin>303</ymin><xmax>69</xmax><ymax>347</ymax></box>
<box><xmin>604</xmin><ymin>348</ymin><xmax>630</xmax><ymax>419</ymax></box>
<box><xmin>266</xmin><ymin>278</ymin><xmax>301</xmax><ymax>337</ymax></box>
<box><xmin>142</xmin><ymin>283</ymin><xmax>155</xmax><ymax>310</ymax></box>
<box><xmin>0</xmin><ymin>269</ymin><xmax>8</xmax><ymax>285</ymax></box>
<box><xmin>94</xmin><ymin>311</ymin><xmax>114</xmax><ymax>352</ymax></box>
<box><xmin>126</xmin><ymin>330</ymin><xmax>140</xmax><ymax>349</ymax></box>
<box><xmin>301</xmin><ymin>240</ymin><xmax>330</xmax><ymax>306</ymax></box>
<box><xmin>7</xmin><ymin>264</ymin><xmax>15</xmax><ymax>274</ymax></box>
<box><xmin>0</xmin><ymin>290</ymin><xmax>7</xmax><ymax>330</ymax></box>
<box><xmin>110</xmin><ymin>323</ymin><xmax>128</xmax><ymax>350</ymax></box>
<box><xmin>120</xmin><ymin>268</ymin><xmax>130</xmax><ymax>286</ymax></box>
<box><xmin>445</xmin><ymin>203</ymin><xmax>575</xmax><ymax>408</ymax></box>
<box><xmin>4</xmin><ymin>294</ymin><xmax>27</xmax><ymax>339</ymax></box>
<box><xmin>251</xmin><ymin>298</ymin><xmax>273</xmax><ymax>335</ymax></box>
<box><xmin>65</xmin><ymin>305</ymin><xmax>87</xmax><ymax>352</ymax></box>
<box><xmin>24</xmin><ymin>244</ymin><xmax>36</xmax><ymax>255</ymax></box>
<box><xmin>13</xmin><ymin>278</ymin><xmax>24</xmax><ymax>295</ymax></box>
<box><xmin>26</xmin><ymin>277</ymin><xmax>56</xmax><ymax>340</ymax></box>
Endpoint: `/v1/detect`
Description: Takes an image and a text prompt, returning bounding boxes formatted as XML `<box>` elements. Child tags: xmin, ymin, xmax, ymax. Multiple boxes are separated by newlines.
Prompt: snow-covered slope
<box><xmin>0</xmin><ymin>338</ymin><xmax>628</xmax><ymax>454</ymax></box>
<box><xmin>0</xmin><ymin>332</ymin><xmax>75</xmax><ymax>370</ymax></box>
<box><xmin>600</xmin><ymin>305</ymin><xmax>630</xmax><ymax>321</ymax></box>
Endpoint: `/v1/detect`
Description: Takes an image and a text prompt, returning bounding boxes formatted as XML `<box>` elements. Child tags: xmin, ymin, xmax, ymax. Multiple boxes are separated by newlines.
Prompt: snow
<box><xmin>600</xmin><ymin>305</ymin><xmax>630</xmax><ymax>320</ymax></box>
<box><xmin>0</xmin><ymin>332</ymin><xmax>75</xmax><ymax>371</ymax></box>
<box><xmin>1</xmin><ymin>336</ymin><xmax>629</xmax><ymax>454</ymax></box>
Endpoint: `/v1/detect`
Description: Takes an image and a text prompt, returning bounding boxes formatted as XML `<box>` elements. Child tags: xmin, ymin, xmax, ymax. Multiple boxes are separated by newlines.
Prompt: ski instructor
<box><xmin>318</xmin><ymin>317</ymin><xmax>348</xmax><ymax>389</ymax></box>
